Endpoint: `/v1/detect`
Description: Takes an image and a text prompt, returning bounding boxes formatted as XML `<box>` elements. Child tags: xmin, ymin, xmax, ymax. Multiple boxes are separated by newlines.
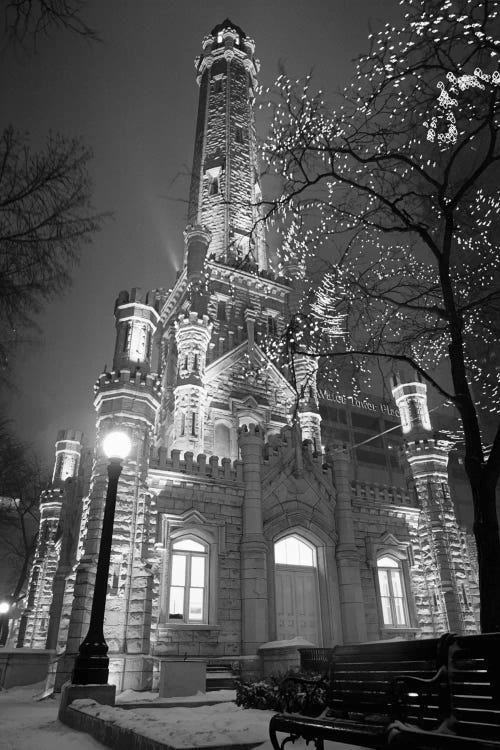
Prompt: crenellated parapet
<box><xmin>149</xmin><ymin>447</ymin><xmax>243</xmax><ymax>482</ymax></box>
<box><xmin>94</xmin><ymin>368</ymin><xmax>161</xmax><ymax>426</ymax></box>
<box><xmin>351</xmin><ymin>480</ymin><xmax>414</xmax><ymax>508</ymax></box>
<box><xmin>403</xmin><ymin>436</ymin><xmax>451</xmax><ymax>480</ymax></box>
<box><xmin>113</xmin><ymin>287</ymin><xmax>161</xmax><ymax>374</ymax></box>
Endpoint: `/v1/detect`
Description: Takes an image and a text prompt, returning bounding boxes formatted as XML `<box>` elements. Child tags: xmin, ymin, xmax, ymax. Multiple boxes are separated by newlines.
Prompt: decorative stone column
<box><xmin>238</xmin><ymin>423</ymin><xmax>269</xmax><ymax>654</ymax></box>
<box><xmin>328</xmin><ymin>441</ymin><xmax>367</xmax><ymax>643</ymax></box>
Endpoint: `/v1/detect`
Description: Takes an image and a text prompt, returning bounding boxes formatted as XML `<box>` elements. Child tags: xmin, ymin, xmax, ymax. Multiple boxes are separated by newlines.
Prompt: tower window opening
<box><xmin>110</xmin><ymin>562</ymin><xmax>120</xmax><ymax>595</ymax></box>
<box><xmin>213</xmin><ymin>78</ymin><xmax>222</xmax><ymax>94</ymax></box>
<box><xmin>193</xmin><ymin>354</ymin><xmax>198</xmax><ymax>371</ymax></box>
<box><xmin>183</xmin><ymin>355</ymin><xmax>188</xmax><ymax>370</ymax></box>
<box><xmin>217</xmin><ymin>33</ymin><xmax>223</xmax><ymax>43</ymax></box>
<box><xmin>217</xmin><ymin>300</ymin><xmax>226</xmax><ymax>321</ymax></box>
<box><xmin>123</xmin><ymin>323</ymin><xmax>130</xmax><ymax>352</ymax></box>
<box><xmin>209</xmin><ymin>176</ymin><xmax>219</xmax><ymax>196</ymax></box>
<box><xmin>191</xmin><ymin>412</ymin><xmax>197</xmax><ymax>437</ymax></box>
<box><xmin>267</xmin><ymin>315</ymin><xmax>278</xmax><ymax>337</ymax></box>
<box><xmin>180</xmin><ymin>412</ymin><xmax>186</xmax><ymax>437</ymax></box>
<box><xmin>235</xmin><ymin>125</ymin><xmax>244</xmax><ymax>144</ymax></box>
<box><xmin>462</xmin><ymin>584</ymin><xmax>469</xmax><ymax>608</ymax></box>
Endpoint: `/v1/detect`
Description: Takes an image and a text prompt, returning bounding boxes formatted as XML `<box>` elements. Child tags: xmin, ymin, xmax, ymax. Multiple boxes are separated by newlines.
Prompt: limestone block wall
<box><xmin>148</xmin><ymin>451</ymin><xmax>245</xmax><ymax>659</ymax></box>
<box><xmin>350</xmin><ymin>478</ymin><xmax>479</xmax><ymax>640</ymax></box>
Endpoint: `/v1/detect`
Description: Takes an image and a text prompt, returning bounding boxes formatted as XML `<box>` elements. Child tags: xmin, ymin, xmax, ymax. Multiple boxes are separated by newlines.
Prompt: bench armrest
<box><xmin>390</xmin><ymin>665</ymin><xmax>451</xmax><ymax>724</ymax></box>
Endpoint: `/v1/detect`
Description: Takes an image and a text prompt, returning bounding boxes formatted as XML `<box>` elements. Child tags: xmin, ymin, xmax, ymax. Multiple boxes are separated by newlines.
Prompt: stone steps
<box><xmin>206</xmin><ymin>664</ymin><xmax>236</xmax><ymax>691</ymax></box>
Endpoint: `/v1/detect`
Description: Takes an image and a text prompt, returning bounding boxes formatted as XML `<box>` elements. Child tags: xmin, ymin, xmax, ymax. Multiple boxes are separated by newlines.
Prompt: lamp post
<box><xmin>71</xmin><ymin>430</ymin><xmax>131</xmax><ymax>685</ymax></box>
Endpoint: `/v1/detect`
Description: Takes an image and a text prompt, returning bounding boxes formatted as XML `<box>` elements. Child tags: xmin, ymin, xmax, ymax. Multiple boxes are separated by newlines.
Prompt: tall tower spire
<box><xmin>188</xmin><ymin>19</ymin><xmax>266</xmax><ymax>269</ymax></box>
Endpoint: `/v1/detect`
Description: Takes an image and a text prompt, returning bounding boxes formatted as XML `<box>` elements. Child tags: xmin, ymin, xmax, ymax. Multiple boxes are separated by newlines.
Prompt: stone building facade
<box><xmin>22</xmin><ymin>20</ymin><xmax>479</xmax><ymax>692</ymax></box>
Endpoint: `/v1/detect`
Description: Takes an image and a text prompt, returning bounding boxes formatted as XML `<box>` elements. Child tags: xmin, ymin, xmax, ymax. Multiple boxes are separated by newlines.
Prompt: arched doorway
<box><xmin>274</xmin><ymin>534</ymin><xmax>321</xmax><ymax>644</ymax></box>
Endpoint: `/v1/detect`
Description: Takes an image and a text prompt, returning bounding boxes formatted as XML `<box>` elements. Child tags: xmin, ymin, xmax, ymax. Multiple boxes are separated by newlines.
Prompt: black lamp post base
<box><xmin>72</xmin><ymin>653</ymin><xmax>109</xmax><ymax>685</ymax></box>
<box><xmin>72</xmin><ymin>635</ymin><xmax>110</xmax><ymax>685</ymax></box>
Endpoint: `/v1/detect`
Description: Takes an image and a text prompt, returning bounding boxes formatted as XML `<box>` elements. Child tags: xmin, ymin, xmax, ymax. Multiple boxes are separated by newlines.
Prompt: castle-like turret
<box><xmin>21</xmin><ymin>430</ymin><xmax>83</xmax><ymax>648</ymax></box>
<box><xmin>391</xmin><ymin>373</ymin><xmax>477</xmax><ymax>633</ymax></box>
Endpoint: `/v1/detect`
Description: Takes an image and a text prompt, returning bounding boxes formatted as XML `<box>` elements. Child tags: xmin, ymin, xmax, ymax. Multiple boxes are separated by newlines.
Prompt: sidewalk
<box><xmin>0</xmin><ymin>682</ymin><xmax>369</xmax><ymax>750</ymax></box>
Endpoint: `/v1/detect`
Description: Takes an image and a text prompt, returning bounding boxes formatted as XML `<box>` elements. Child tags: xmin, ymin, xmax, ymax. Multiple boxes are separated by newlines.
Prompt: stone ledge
<box><xmin>60</xmin><ymin>700</ymin><xmax>264</xmax><ymax>750</ymax></box>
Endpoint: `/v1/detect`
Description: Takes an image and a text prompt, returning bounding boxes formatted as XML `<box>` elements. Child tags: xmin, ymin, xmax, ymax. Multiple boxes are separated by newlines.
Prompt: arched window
<box><xmin>275</xmin><ymin>535</ymin><xmax>316</xmax><ymax>567</ymax></box>
<box><xmin>377</xmin><ymin>555</ymin><xmax>409</xmax><ymax>627</ymax></box>
<box><xmin>168</xmin><ymin>537</ymin><xmax>208</xmax><ymax>622</ymax></box>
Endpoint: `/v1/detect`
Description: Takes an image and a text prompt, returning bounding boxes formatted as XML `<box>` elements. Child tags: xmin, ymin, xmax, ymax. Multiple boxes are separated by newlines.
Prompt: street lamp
<box><xmin>71</xmin><ymin>430</ymin><xmax>131</xmax><ymax>685</ymax></box>
<box><xmin>0</xmin><ymin>599</ymin><xmax>11</xmax><ymax>646</ymax></box>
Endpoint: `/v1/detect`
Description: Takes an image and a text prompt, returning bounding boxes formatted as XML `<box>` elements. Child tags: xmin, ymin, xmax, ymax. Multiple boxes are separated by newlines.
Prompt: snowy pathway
<box><xmin>0</xmin><ymin>683</ymin><xmax>369</xmax><ymax>750</ymax></box>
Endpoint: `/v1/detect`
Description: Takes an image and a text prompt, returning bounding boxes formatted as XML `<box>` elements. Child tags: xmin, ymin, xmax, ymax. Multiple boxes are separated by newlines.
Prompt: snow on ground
<box><xmin>0</xmin><ymin>683</ymin><xmax>103</xmax><ymax>750</ymax></box>
<box><xmin>0</xmin><ymin>683</ymin><xmax>369</xmax><ymax>750</ymax></box>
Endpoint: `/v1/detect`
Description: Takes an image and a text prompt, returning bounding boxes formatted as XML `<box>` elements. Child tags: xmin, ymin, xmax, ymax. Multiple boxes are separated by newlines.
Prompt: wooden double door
<box><xmin>275</xmin><ymin>564</ymin><xmax>320</xmax><ymax>644</ymax></box>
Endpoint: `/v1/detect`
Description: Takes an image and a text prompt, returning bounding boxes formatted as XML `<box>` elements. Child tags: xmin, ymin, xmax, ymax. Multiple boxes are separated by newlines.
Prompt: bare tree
<box><xmin>0</xmin><ymin>127</ymin><xmax>105</xmax><ymax>381</ymax></box>
<box><xmin>1</xmin><ymin>0</ymin><xmax>98</xmax><ymax>47</ymax></box>
<box><xmin>0</xmin><ymin>422</ymin><xmax>44</xmax><ymax>604</ymax></box>
<box><xmin>262</xmin><ymin>0</ymin><xmax>500</xmax><ymax>631</ymax></box>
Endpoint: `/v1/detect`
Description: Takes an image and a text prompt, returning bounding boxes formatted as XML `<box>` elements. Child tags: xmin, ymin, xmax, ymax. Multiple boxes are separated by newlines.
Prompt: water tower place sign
<box><xmin>318</xmin><ymin>389</ymin><xmax>400</xmax><ymax>419</ymax></box>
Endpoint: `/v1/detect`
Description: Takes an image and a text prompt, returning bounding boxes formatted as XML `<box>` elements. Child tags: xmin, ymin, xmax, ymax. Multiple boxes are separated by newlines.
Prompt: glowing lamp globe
<box><xmin>102</xmin><ymin>431</ymin><xmax>132</xmax><ymax>460</ymax></box>
<box><xmin>0</xmin><ymin>601</ymin><xmax>10</xmax><ymax>614</ymax></box>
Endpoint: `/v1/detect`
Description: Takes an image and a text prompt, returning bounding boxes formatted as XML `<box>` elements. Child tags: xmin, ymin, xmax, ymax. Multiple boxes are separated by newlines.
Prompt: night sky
<box><xmin>2</xmin><ymin>0</ymin><xmax>404</xmax><ymax>468</ymax></box>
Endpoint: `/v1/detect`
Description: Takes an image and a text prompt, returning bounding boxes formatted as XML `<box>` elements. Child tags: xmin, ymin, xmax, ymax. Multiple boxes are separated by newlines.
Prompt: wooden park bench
<box><xmin>388</xmin><ymin>631</ymin><xmax>500</xmax><ymax>749</ymax></box>
<box><xmin>269</xmin><ymin>636</ymin><xmax>450</xmax><ymax>750</ymax></box>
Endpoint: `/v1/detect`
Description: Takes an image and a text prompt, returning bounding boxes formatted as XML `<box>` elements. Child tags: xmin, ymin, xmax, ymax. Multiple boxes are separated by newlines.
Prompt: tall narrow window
<box><xmin>191</xmin><ymin>412</ymin><xmax>197</xmax><ymax>437</ymax></box>
<box><xmin>267</xmin><ymin>315</ymin><xmax>278</xmax><ymax>337</ymax></box>
<box><xmin>209</xmin><ymin>176</ymin><xmax>219</xmax><ymax>196</ymax></box>
<box><xmin>168</xmin><ymin>538</ymin><xmax>208</xmax><ymax>622</ymax></box>
<box><xmin>217</xmin><ymin>300</ymin><xmax>226</xmax><ymax>321</ymax></box>
<box><xmin>377</xmin><ymin>555</ymin><xmax>409</xmax><ymax>627</ymax></box>
<box><xmin>180</xmin><ymin>412</ymin><xmax>186</xmax><ymax>437</ymax></box>
<box><xmin>235</xmin><ymin>125</ymin><xmax>244</xmax><ymax>143</ymax></box>
<box><xmin>123</xmin><ymin>323</ymin><xmax>130</xmax><ymax>352</ymax></box>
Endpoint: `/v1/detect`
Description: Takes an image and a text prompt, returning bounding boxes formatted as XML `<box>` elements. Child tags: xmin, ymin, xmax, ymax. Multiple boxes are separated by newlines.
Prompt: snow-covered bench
<box><xmin>269</xmin><ymin>636</ymin><xmax>449</xmax><ymax>750</ymax></box>
<box><xmin>388</xmin><ymin>632</ymin><xmax>500</xmax><ymax>749</ymax></box>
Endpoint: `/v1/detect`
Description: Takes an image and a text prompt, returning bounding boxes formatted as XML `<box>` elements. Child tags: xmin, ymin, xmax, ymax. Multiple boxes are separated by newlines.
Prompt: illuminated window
<box><xmin>168</xmin><ymin>538</ymin><xmax>208</xmax><ymax>622</ymax></box>
<box><xmin>275</xmin><ymin>535</ymin><xmax>316</xmax><ymax>567</ymax></box>
<box><xmin>377</xmin><ymin>555</ymin><xmax>409</xmax><ymax>627</ymax></box>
